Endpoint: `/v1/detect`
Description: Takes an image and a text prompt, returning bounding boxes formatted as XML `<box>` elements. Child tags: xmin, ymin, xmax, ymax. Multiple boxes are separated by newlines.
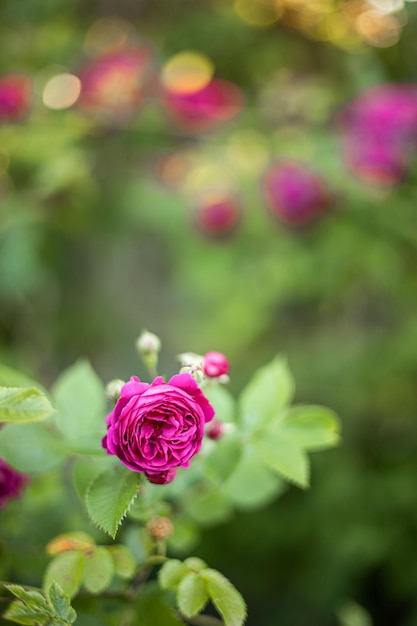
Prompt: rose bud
<box><xmin>146</xmin><ymin>515</ymin><xmax>174</xmax><ymax>541</ymax></box>
<box><xmin>202</xmin><ymin>351</ymin><xmax>229</xmax><ymax>378</ymax></box>
<box><xmin>136</xmin><ymin>330</ymin><xmax>161</xmax><ymax>373</ymax></box>
<box><xmin>102</xmin><ymin>373</ymin><xmax>215</xmax><ymax>482</ymax></box>
<box><xmin>206</xmin><ymin>419</ymin><xmax>225</xmax><ymax>440</ymax></box>
<box><xmin>193</xmin><ymin>195</ymin><xmax>242</xmax><ymax>239</ymax></box>
<box><xmin>105</xmin><ymin>378</ymin><xmax>126</xmax><ymax>403</ymax></box>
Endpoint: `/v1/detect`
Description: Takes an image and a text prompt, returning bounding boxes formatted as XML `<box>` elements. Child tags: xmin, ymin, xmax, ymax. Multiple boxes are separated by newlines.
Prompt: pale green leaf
<box><xmin>177</xmin><ymin>572</ymin><xmax>209</xmax><ymax>618</ymax></box>
<box><xmin>52</xmin><ymin>360</ymin><xmax>105</xmax><ymax>441</ymax></box>
<box><xmin>0</xmin><ymin>364</ymin><xmax>47</xmax><ymax>394</ymax></box>
<box><xmin>238</xmin><ymin>356</ymin><xmax>294</xmax><ymax>430</ymax></box>
<box><xmin>201</xmin><ymin>569</ymin><xmax>247</xmax><ymax>626</ymax></box>
<box><xmin>183</xmin><ymin>557</ymin><xmax>207</xmax><ymax>572</ymax></box>
<box><xmin>83</xmin><ymin>546</ymin><xmax>115</xmax><ymax>594</ymax></box>
<box><xmin>85</xmin><ymin>465</ymin><xmax>141</xmax><ymax>538</ymax></box>
<box><xmin>0</xmin><ymin>423</ymin><xmax>65</xmax><ymax>472</ymax></box>
<box><xmin>0</xmin><ymin>387</ymin><xmax>55</xmax><ymax>423</ymax></box>
<box><xmin>280</xmin><ymin>405</ymin><xmax>341</xmax><ymax>450</ymax></box>
<box><xmin>108</xmin><ymin>545</ymin><xmax>136</xmax><ymax>579</ymax></box>
<box><xmin>254</xmin><ymin>432</ymin><xmax>310</xmax><ymax>488</ymax></box>
<box><xmin>5</xmin><ymin>585</ymin><xmax>49</xmax><ymax>609</ymax></box>
<box><xmin>222</xmin><ymin>446</ymin><xmax>285</xmax><ymax>509</ymax></box>
<box><xmin>43</xmin><ymin>552</ymin><xmax>85</xmax><ymax>599</ymax></box>
<box><xmin>203</xmin><ymin>385</ymin><xmax>236</xmax><ymax>422</ymax></box>
<box><xmin>3</xmin><ymin>600</ymin><xmax>51</xmax><ymax>625</ymax></box>
<box><xmin>204</xmin><ymin>437</ymin><xmax>242</xmax><ymax>485</ymax></box>
<box><xmin>47</xmin><ymin>582</ymin><xmax>77</xmax><ymax>623</ymax></box>
<box><xmin>183</xmin><ymin>483</ymin><xmax>232</xmax><ymax>526</ymax></box>
<box><xmin>159</xmin><ymin>559</ymin><xmax>189</xmax><ymax>590</ymax></box>
<box><xmin>71</xmin><ymin>457</ymin><xmax>111</xmax><ymax>501</ymax></box>
<box><xmin>337</xmin><ymin>601</ymin><xmax>373</xmax><ymax>626</ymax></box>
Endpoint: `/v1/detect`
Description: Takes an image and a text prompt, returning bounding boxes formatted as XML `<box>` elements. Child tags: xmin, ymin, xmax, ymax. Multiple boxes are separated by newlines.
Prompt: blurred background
<box><xmin>2</xmin><ymin>0</ymin><xmax>417</xmax><ymax>624</ymax></box>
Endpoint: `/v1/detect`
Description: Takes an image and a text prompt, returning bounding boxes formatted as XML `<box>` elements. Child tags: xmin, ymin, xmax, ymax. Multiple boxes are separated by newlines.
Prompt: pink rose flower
<box><xmin>102</xmin><ymin>373</ymin><xmax>215</xmax><ymax>484</ymax></box>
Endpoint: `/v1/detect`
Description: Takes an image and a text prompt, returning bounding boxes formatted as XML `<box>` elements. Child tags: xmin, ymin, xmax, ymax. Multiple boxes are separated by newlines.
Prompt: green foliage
<box><xmin>134</xmin><ymin>584</ymin><xmax>185</xmax><ymax>626</ymax></box>
<box><xmin>82</xmin><ymin>546</ymin><xmax>115</xmax><ymax>594</ymax></box>
<box><xmin>0</xmin><ymin>387</ymin><xmax>55</xmax><ymax>423</ymax></box>
<box><xmin>52</xmin><ymin>360</ymin><xmax>106</xmax><ymax>447</ymax></box>
<box><xmin>107</xmin><ymin>545</ymin><xmax>137</xmax><ymax>580</ymax></box>
<box><xmin>159</xmin><ymin>559</ymin><xmax>246</xmax><ymax>626</ymax></box>
<box><xmin>0</xmin><ymin>422</ymin><xmax>65</xmax><ymax>472</ymax></box>
<box><xmin>85</xmin><ymin>465</ymin><xmax>141</xmax><ymax>538</ymax></box>
<box><xmin>3</xmin><ymin>583</ymin><xmax>76</xmax><ymax>625</ymax></box>
<box><xmin>43</xmin><ymin>552</ymin><xmax>85</xmax><ymax>599</ymax></box>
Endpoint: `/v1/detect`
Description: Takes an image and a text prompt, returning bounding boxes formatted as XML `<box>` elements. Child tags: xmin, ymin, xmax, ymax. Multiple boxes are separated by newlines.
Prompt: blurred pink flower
<box><xmin>76</xmin><ymin>44</ymin><xmax>154</xmax><ymax>121</ymax></box>
<box><xmin>263</xmin><ymin>161</ymin><xmax>331</xmax><ymax>226</ymax></box>
<box><xmin>202</xmin><ymin>351</ymin><xmax>229</xmax><ymax>378</ymax></box>
<box><xmin>0</xmin><ymin>459</ymin><xmax>29</xmax><ymax>509</ymax></box>
<box><xmin>0</xmin><ymin>73</ymin><xmax>32</xmax><ymax>123</ymax></box>
<box><xmin>193</xmin><ymin>195</ymin><xmax>242</xmax><ymax>238</ymax></box>
<box><xmin>162</xmin><ymin>78</ymin><xmax>244</xmax><ymax>133</ymax></box>
<box><xmin>336</xmin><ymin>84</ymin><xmax>417</xmax><ymax>185</ymax></box>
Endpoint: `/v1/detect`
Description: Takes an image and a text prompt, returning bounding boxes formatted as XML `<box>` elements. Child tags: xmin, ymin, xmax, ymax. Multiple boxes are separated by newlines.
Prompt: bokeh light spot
<box><xmin>42</xmin><ymin>73</ymin><xmax>81</xmax><ymax>110</ymax></box>
<box><xmin>234</xmin><ymin>0</ymin><xmax>283</xmax><ymax>26</ymax></box>
<box><xmin>162</xmin><ymin>51</ymin><xmax>214</xmax><ymax>95</ymax></box>
<box><xmin>84</xmin><ymin>17</ymin><xmax>133</xmax><ymax>54</ymax></box>
<box><xmin>355</xmin><ymin>9</ymin><xmax>401</xmax><ymax>46</ymax></box>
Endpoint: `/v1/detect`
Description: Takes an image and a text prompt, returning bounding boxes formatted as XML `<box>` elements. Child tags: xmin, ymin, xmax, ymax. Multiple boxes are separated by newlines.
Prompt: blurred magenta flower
<box><xmin>76</xmin><ymin>44</ymin><xmax>154</xmax><ymax>122</ymax></box>
<box><xmin>263</xmin><ymin>161</ymin><xmax>331</xmax><ymax>226</ymax></box>
<box><xmin>0</xmin><ymin>459</ymin><xmax>29</xmax><ymax>509</ymax></box>
<box><xmin>336</xmin><ymin>84</ymin><xmax>417</xmax><ymax>185</ymax></box>
<box><xmin>0</xmin><ymin>73</ymin><xmax>32</xmax><ymax>123</ymax></box>
<box><xmin>102</xmin><ymin>373</ymin><xmax>215</xmax><ymax>485</ymax></box>
<box><xmin>162</xmin><ymin>78</ymin><xmax>244</xmax><ymax>133</ymax></box>
<box><xmin>193</xmin><ymin>195</ymin><xmax>242</xmax><ymax>238</ymax></box>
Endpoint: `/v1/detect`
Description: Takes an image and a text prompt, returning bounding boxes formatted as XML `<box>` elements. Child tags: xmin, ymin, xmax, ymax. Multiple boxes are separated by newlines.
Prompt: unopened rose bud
<box><xmin>179</xmin><ymin>365</ymin><xmax>205</xmax><ymax>384</ymax></box>
<box><xmin>202</xmin><ymin>351</ymin><xmax>229</xmax><ymax>378</ymax></box>
<box><xmin>206</xmin><ymin>419</ymin><xmax>225</xmax><ymax>440</ymax></box>
<box><xmin>146</xmin><ymin>516</ymin><xmax>174</xmax><ymax>541</ymax></box>
<box><xmin>136</xmin><ymin>330</ymin><xmax>161</xmax><ymax>373</ymax></box>
<box><xmin>105</xmin><ymin>379</ymin><xmax>125</xmax><ymax>403</ymax></box>
<box><xmin>145</xmin><ymin>468</ymin><xmax>177</xmax><ymax>485</ymax></box>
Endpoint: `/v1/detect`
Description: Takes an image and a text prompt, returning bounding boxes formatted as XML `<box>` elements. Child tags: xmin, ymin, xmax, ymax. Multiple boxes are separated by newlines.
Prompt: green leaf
<box><xmin>280</xmin><ymin>405</ymin><xmax>341</xmax><ymax>450</ymax></box>
<box><xmin>71</xmin><ymin>457</ymin><xmax>111</xmax><ymax>501</ymax></box>
<box><xmin>254</xmin><ymin>432</ymin><xmax>310</xmax><ymax>488</ymax></box>
<box><xmin>177</xmin><ymin>572</ymin><xmax>209</xmax><ymax>618</ymax></box>
<box><xmin>204</xmin><ymin>437</ymin><xmax>242</xmax><ymax>484</ymax></box>
<box><xmin>159</xmin><ymin>559</ymin><xmax>189</xmax><ymax>591</ymax></box>
<box><xmin>108</xmin><ymin>545</ymin><xmax>136</xmax><ymax>579</ymax></box>
<box><xmin>238</xmin><ymin>356</ymin><xmax>294</xmax><ymax>430</ymax></box>
<box><xmin>0</xmin><ymin>423</ymin><xmax>65</xmax><ymax>472</ymax></box>
<box><xmin>0</xmin><ymin>387</ymin><xmax>55</xmax><ymax>423</ymax></box>
<box><xmin>201</xmin><ymin>569</ymin><xmax>247</xmax><ymax>626</ymax></box>
<box><xmin>0</xmin><ymin>364</ymin><xmax>47</xmax><ymax>394</ymax></box>
<box><xmin>52</xmin><ymin>360</ymin><xmax>105</xmax><ymax>441</ymax></box>
<box><xmin>85</xmin><ymin>465</ymin><xmax>141</xmax><ymax>538</ymax></box>
<box><xmin>83</xmin><ymin>546</ymin><xmax>115</xmax><ymax>594</ymax></box>
<box><xmin>183</xmin><ymin>557</ymin><xmax>207</xmax><ymax>572</ymax></box>
<box><xmin>3</xmin><ymin>600</ymin><xmax>51</xmax><ymax>625</ymax></box>
<box><xmin>47</xmin><ymin>582</ymin><xmax>77</xmax><ymax>623</ymax></box>
<box><xmin>5</xmin><ymin>586</ymin><xmax>49</xmax><ymax>609</ymax></box>
<box><xmin>135</xmin><ymin>585</ymin><xmax>185</xmax><ymax>626</ymax></box>
<box><xmin>222</xmin><ymin>446</ymin><xmax>284</xmax><ymax>509</ymax></box>
<box><xmin>337</xmin><ymin>601</ymin><xmax>373</xmax><ymax>626</ymax></box>
<box><xmin>43</xmin><ymin>552</ymin><xmax>85</xmax><ymax>599</ymax></box>
<box><xmin>203</xmin><ymin>385</ymin><xmax>236</xmax><ymax>422</ymax></box>
<box><xmin>183</xmin><ymin>483</ymin><xmax>232</xmax><ymax>526</ymax></box>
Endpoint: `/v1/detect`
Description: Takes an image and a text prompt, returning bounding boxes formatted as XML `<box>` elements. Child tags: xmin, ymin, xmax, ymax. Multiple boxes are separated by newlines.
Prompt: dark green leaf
<box><xmin>0</xmin><ymin>387</ymin><xmax>55</xmax><ymax>423</ymax></box>
<box><xmin>177</xmin><ymin>572</ymin><xmax>209</xmax><ymax>618</ymax></box>
<box><xmin>201</xmin><ymin>569</ymin><xmax>247</xmax><ymax>626</ymax></box>
<box><xmin>85</xmin><ymin>465</ymin><xmax>141</xmax><ymax>538</ymax></box>
<box><xmin>135</xmin><ymin>584</ymin><xmax>185</xmax><ymax>626</ymax></box>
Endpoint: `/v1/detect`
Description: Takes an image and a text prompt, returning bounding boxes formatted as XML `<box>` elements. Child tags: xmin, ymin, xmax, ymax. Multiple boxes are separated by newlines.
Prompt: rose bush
<box><xmin>102</xmin><ymin>372</ymin><xmax>215</xmax><ymax>484</ymax></box>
